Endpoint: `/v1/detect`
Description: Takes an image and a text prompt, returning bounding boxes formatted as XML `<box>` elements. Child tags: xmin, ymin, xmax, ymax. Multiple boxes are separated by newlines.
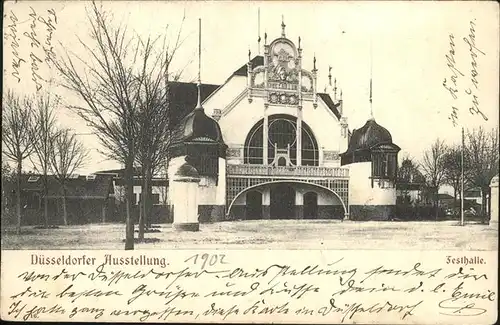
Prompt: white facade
<box><xmin>167</xmin><ymin>21</ymin><xmax>398</xmax><ymax>221</ymax></box>
<box><xmin>349</xmin><ymin>162</ymin><xmax>397</xmax><ymax>206</ymax></box>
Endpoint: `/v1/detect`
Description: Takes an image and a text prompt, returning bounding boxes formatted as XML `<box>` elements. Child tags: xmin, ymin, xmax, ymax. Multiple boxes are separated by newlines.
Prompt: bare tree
<box><xmin>136</xmin><ymin>85</ymin><xmax>171</xmax><ymax>240</ymax></box>
<box><xmin>28</xmin><ymin>94</ymin><xmax>59</xmax><ymax>228</ymax></box>
<box><xmin>2</xmin><ymin>91</ymin><xmax>37</xmax><ymax>234</ymax></box>
<box><xmin>397</xmin><ymin>156</ymin><xmax>427</xmax><ymax>204</ymax></box>
<box><xmin>465</xmin><ymin>126</ymin><xmax>499</xmax><ymax>223</ymax></box>
<box><xmin>421</xmin><ymin>139</ymin><xmax>447</xmax><ymax>219</ymax></box>
<box><xmin>398</xmin><ymin>156</ymin><xmax>423</xmax><ymax>182</ymax></box>
<box><xmin>50</xmin><ymin>128</ymin><xmax>89</xmax><ymax>225</ymax></box>
<box><xmin>136</xmin><ymin>66</ymin><xmax>182</xmax><ymax>238</ymax></box>
<box><xmin>132</xmin><ymin>13</ymin><xmax>185</xmax><ymax>241</ymax></box>
<box><xmin>51</xmin><ymin>2</ymin><xmax>179</xmax><ymax>249</ymax></box>
<box><xmin>442</xmin><ymin>144</ymin><xmax>470</xmax><ymax>209</ymax></box>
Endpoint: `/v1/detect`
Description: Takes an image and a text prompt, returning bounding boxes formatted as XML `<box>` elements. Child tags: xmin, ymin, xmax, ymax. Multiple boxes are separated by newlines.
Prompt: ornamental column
<box><xmin>296</xmin><ymin>37</ymin><xmax>303</xmax><ymax>166</ymax></box>
<box><xmin>263</xmin><ymin>104</ymin><xmax>269</xmax><ymax>164</ymax></box>
<box><xmin>171</xmin><ymin>158</ymin><xmax>201</xmax><ymax>231</ymax></box>
<box><xmin>490</xmin><ymin>175</ymin><xmax>498</xmax><ymax>225</ymax></box>
<box><xmin>296</xmin><ymin>108</ymin><xmax>302</xmax><ymax>166</ymax></box>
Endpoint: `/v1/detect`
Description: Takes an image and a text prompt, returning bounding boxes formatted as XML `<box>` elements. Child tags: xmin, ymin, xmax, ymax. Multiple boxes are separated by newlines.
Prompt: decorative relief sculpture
<box><xmin>226</xmin><ymin>148</ymin><xmax>242</xmax><ymax>158</ymax></box>
<box><xmin>323</xmin><ymin>150</ymin><xmax>340</xmax><ymax>161</ymax></box>
<box><xmin>251</xmin><ymin>69</ymin><xmax>265</xmax><ymax>88</ymax></box>
<box><xmin>247</xmin><ymin>32</ymin><xmax>316</xmax><ymax>105</ymax></box>
<box><xmin>267</xmin><ymin>42</ymin><xmax>299</xmax><ymax>87</ymax></box>
<box><xmin>301</xmin><ymin>73</ymin><xmax>314</xmax><ymax>92</ymax></box>
<box><xmin>268</xmin><ymin>92</ymin><xmax>298</xmax><ymax>105</ymax></box>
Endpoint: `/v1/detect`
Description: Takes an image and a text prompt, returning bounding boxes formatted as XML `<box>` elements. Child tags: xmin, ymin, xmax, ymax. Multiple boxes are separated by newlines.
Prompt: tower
<box><xmin>339</xmin><ymin>38</ymin><xmax>400</xmax><ymax>220</ymax></box>
<box><xmin>168</xmin><ymin>19</ymin><xmax>227</xmax><ymax>224</ymax></box>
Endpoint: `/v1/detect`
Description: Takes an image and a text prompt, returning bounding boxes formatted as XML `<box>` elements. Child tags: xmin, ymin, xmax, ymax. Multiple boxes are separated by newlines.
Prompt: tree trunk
<box><xmin>145</xmin><ymin>165</ymin><xmax>152</xmax><ymax>228</ymax></box>
<box><xmin>138</xmin><ymin>201</ymin><xmax>145</xmax><ymax>240</ymax></box>
<box><xmin>481</xmin><ymin>187</ymin><xmax>488</xmax><ymax>224</ymax></box>
<box><xmin>43</xmin><ymin>175</ymin><xmax>49</xmax><ymax>228</ymax></box>
<box><xmin>102</xmin><ymin>202</ymin><xmax>106</xmax><ymax>223</ymax></box>
<box><xmin>124</xmin><ymin>158</ymin><xmax>135</xmax><ymax>250</ymax></box>
<box><xmin>453</xmin><ymin>186</ymin><xmax>458</xmax><ymax>212</ymax></box>
<box><xmin>138</xmin><ymin>170</ymin><xmax>146</xmax><ymax>241</ymax></box>
<box><xmin>15</xmin><ymin>159</ymin><xmax>22</xmax><ymax>235</ymax></box>
<box><xmin>62</xmin><ymin>185</ymin><xmax>68</xmax><ymax>226</ymax></box>
<box><xmin>138</xmin><ymin>163</ymin><xmax>153</xmax><ymax>240</ymax></box>
<box><xmin>434</xmin><ymin>187</ymin><xmax>439</xmax><ymax>220</ymax></box>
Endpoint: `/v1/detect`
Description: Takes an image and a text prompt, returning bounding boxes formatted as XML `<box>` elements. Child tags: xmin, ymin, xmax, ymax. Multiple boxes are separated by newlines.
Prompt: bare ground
<box><xmin>1</xmin><ymin>219</ymin><xmax>497</xmax><ymax>250</ymax></box>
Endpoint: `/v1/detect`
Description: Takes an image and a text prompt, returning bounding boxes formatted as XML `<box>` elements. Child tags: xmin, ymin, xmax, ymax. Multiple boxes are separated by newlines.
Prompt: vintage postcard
<box><xmin>1</xmin><ymin>0</ymin><xmax>498</xmax><ymax>323</ymax></box>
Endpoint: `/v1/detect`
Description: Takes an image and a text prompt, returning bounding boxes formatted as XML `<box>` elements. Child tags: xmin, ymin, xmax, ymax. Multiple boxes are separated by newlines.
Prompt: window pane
<box><xmin>244</xmin><ymin>116</ymin><xmax>318</xmax><ymax>166</ymax></box>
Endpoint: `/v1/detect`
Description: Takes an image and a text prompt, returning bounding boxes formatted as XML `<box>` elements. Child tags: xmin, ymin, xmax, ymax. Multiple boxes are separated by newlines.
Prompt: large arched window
<box><xmin>244</xmin><ymin>115</ymin><xmax>318</xmax><ymax>166</ymax></box>
<box><xmin>245</xmin><ymin>123</ymin><xmax>264</xmax><ymax>164</ymax></box>
<box><xmin>268</xmin><ymin>118</ymin><xmax>297</xmax><ymax>164</ymax></box>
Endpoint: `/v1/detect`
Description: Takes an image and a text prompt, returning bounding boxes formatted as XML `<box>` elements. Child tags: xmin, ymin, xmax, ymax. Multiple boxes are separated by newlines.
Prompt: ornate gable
<box><xmin>245</xmin><ymin>20</ymin><xmax>319</xmax><ymax>108</ymax></box>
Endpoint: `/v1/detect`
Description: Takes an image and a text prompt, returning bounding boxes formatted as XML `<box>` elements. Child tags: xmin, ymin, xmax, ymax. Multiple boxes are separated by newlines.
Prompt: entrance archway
<box><xmin>227</xmin><ymin>180</ymin><xmax>348</xmax><ymax>220</ymax></box>
<box><xmin>246</xmin><ymin>191</ymin><xmax>262</xmax><ymax>220</ymax></box>
<box><xmin>303</xmin><ymin>191</ymin><xmax>318</xmax><ymax>219</ymax></box>
<box><xmin>270</xmin><ymin>183</ymin><xmax>295</xmax><ymax>219</ymax></box>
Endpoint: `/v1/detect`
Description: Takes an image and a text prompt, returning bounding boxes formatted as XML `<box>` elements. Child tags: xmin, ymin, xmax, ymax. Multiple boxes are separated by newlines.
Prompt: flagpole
<box><xmin>460</xmin><ymin>127</ymin><xmax>464</xmax><ymax>226</ymax></box>
<box><xmin>257</xmin><ymin>8</ymin><xmax>261</xmax><ymax>55</ymax></box>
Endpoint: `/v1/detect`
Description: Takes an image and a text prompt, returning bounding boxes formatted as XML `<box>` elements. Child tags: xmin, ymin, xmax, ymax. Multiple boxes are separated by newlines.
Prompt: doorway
<box><xmin>246</xmin><ymin>191</ymin><xmax>262</xmax><ymax>220</ymax></box>
<box><xmin>270</xmin><ymin>183</ymin><xmax>295</xmax><ymax>219</ymax></box>
<box><xmin>303</xmin><ymin>191</ymin><xmax>318</xmax><ymax>219</ymax></box>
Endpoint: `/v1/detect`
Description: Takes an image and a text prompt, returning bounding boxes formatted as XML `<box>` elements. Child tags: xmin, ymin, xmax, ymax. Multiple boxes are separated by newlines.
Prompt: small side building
<box><xmin>95</xmin><ymin>168</ymin><xmax>169</xmax><ymax>223</ymax></box>
<box><xmin>18</xmin><ymin>174</ymin><xmax>115</xmax><ymax>225</ymax></box>
<box><xmin>340</xmin><ymin>118</ymin><xmax>401</xmax><ymax>220</ymax></box>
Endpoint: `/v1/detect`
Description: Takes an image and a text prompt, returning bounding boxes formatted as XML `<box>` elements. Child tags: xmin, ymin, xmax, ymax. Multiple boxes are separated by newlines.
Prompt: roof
<box><xmin>171</xmin><ymin>107</ymin><xmax>225</xmax><ymax>146</ymax></box>
<box><xmin>20</xmin><ymin>174</ymin><xmax>114</xmax><ymax>199</ymax></box>
<box><xmin>114</xmin><ymin>178</ymin><xmax>168</xmax><ymax>186</ymax></box>
<box><xmin>464</xmin><ymin>189</ymin><xmax>481</xmax><ymax>196</ymax></box>
<box><xmin>317</xmin><ymin>93</ymin><xmax>342</xmax><ymax>120</ymax></box>
<box><xmin>95</xmin><ymin>168</ymin><xmax>168</xmax><ymax>182</ymax></box>
<box><xmin>438</xmin><ymin>193</ymin><xmax>454</xmax><ymax>200</ymax></box>
<box><xmin>95</xmin><ymin>167</ymin><xmax>142</xmax><ymax>177</ymax></box>
<box><xmin>343</xmin><ymin>119</ymin><xmax>399</xmax><ymax>154</ymax></box>
<box><xmin>340</xmin><ymin>119</ymin><xmax>400</xmax><ymax>166</ymax></box>
<box><xmin>168</xmin><ymin>81</ymin><xmax>220</xmax><ymax>126</ymax></box>
<box><xmin>233</xmin><ymin>56</ymin><xmax>264</xmax><ymax>76</ymax></box>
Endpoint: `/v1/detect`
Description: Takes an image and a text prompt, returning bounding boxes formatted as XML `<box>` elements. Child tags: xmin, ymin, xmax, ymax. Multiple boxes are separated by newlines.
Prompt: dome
<box><xmin>340</xmin><ymin>118</ymin><xmax>400</xmax><ymax>166</ymax></box>
<box><xmin>174</xmin><ymin>108</ymin><xmax>224</xmax><ymax>144</ymax></box>
<box><xmin>346</xmin><ymin>119</ymin><xmax>394</xmax><ymax>152</ymax></box>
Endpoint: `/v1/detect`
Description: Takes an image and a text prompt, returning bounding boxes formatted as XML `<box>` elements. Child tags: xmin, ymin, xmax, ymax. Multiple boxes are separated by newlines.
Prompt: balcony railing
<box><xmin>227</xmin><ymin>164</ymin><xmax>349</xmax><ymax>178</ymax></box>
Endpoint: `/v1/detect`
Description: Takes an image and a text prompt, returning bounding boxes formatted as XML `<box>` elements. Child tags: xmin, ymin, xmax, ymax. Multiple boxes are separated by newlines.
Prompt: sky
<box><xmin>3</xmin><ymin>1</ymin><xmax>499</xmax><ymax>176</ymax></box>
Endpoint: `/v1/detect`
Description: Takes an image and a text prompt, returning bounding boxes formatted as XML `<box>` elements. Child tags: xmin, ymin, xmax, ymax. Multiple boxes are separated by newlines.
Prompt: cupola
<box><xmin>169</xmin><ymin>19</ymin><xmax>227</xmax><ymax>179</ymax></box>
<box><xmin>176</xmin><ymin>108</ymin><xmax>224</xmax><ymax>143</ymax></box>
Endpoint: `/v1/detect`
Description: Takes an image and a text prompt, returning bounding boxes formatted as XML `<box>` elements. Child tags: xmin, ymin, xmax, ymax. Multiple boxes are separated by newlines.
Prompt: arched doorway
<box><xmin>303</xmin><ymin>191</ymin><xmax>318</xmax><ymax>219</ymax></box>
<box><xmin>270</xmin><ymin>183</ymin><xmax>295</xmax><ymax>219</ymax></box>
<box><xmin>226</xmin><ymin>180</ymin><xmax>348</xmax><ymax>220</ymax></box>
<box><xmin>246</xmin><ymin>191</ymin><xmax>262</xmax><ymax>220</ymax></box>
